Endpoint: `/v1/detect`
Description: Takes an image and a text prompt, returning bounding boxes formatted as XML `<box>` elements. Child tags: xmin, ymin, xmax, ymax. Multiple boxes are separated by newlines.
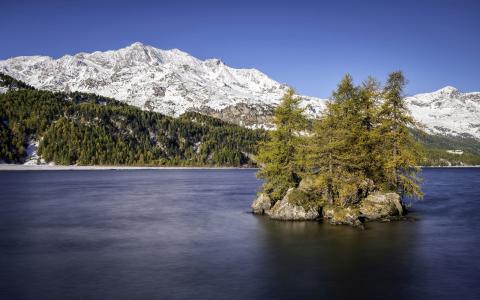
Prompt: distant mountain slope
<box><xmin>412</xmin><ymin>129</ymin><xmax>480</xmax><ymax>166</ymax></box>
<box><xmin>405</xmin><ymin>86</ymin><xmax>480</xmax><ymax>139</ymax></box>
<box><xmin>1</xmin><ymin>43</ymin><xmax>479</xmax><ymax>139</ymax></box>
<box><xmin>0</xmin><ymin>42</ymin><xmax>323</xmax><ymax>127</ymax></box>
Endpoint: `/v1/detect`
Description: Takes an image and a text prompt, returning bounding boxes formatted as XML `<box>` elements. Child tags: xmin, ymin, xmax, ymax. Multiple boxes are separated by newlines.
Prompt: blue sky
<box><xmin>1</xmin><ymin>0</ymin><xmax>479</xmax><ymax>98</ymax></box>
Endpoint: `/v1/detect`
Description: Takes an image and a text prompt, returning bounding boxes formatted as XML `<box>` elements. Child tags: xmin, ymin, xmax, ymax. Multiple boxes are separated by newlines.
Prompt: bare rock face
<box><xmin>267</xmin><ymin>188</ymin><xmax>320</xmax><ymax>221</ymax></box>
<box><xmin>322</xmin><ymin>206</ymin><xmax>362</xmax><ymax>227</ymax></box>
<box><xmin>251</xmin><ymin>193</ymin><xmax>272</xmax><ymax>215</ymax></box>
<box><xmin>359</xmin><ymin>192</ymin><xmax>403</xmax><ymax>220</ymax></box>
<box><xmin>190</xmin><ymin>103</ymin><xmax>275</xmax><ymax>128</ymax></box>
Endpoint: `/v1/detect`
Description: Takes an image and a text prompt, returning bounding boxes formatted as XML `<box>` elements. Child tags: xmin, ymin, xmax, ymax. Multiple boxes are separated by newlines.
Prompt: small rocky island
<box><xmin>252</xmin><ymin>182</ymin><xmax>405</xmax><ymax>227</ymax></box>
<box><xmin>252</xmin><ymin>72</ymin><xmax>422</xmax><ymax>227</ymax></box>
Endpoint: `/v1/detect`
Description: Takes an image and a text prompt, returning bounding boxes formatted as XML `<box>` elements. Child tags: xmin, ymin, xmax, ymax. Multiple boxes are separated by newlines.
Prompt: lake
<box><xmin>0</xmin><ymin>168</ymin><xmax>479</xmax><ymax>299</ymax></box>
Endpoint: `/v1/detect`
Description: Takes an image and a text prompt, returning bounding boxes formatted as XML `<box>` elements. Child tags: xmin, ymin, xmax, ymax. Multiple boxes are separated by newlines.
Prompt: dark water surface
<box><xmin>0</xmin><ymin>168</ymin><xmax>479</xmax><ymax>299</ymax></box>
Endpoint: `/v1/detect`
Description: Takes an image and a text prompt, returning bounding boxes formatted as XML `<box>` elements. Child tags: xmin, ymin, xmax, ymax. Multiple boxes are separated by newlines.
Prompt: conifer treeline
<box><xmin>257</xmin><ymin>71</ymin><xmax>423</xmax><ymax>205</ymax></box>
<box><xmin>0</xmin><ymin>89</ymin><xmax>266</xmax><ymax>166</ymax></box>
<box><xmin>0</xmin><ymin>73</ymin><xmax>35</xmax><ymax>90</ymax></box>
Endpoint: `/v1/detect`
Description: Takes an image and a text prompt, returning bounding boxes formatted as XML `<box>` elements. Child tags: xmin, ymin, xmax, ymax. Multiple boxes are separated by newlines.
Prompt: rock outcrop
<box><xmin>251</xmin><ymin>193</ymin><xmax>272</xmax><ymax>215</ymax></box>
<box><xmin>252</xmin><ymin>186</ymin><xmax>405</xmax><ymax>227</ymax></box>
<box><xmin>267</xmin><ymin>188</ymin><xmax>320</xmax><ymax>221</ymax></box>
<box><xmin>359</xmin><ymin>192</ymin><xmax>404</xmax><ymax>220</ymax></box>
<box><xmin>190</xmin><ymin>103</ymin><xmax>275</xmax><ymax>128</ymax></box>
<box><xmin>322</xmin><ymin>206</ymin><xmax>362</xmax><ymax>227</ymax></box>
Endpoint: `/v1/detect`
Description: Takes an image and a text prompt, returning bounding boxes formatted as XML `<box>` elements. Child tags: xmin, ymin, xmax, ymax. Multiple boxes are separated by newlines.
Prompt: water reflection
<box><xmin>253</xmin><ymin>216</ymin><xmax>423</xmax><ymax>299</ymax></box>
<box><xmin>0</xmin><ymin>168</ymin><xmax>479</xmax><ymax>299</ymax></box>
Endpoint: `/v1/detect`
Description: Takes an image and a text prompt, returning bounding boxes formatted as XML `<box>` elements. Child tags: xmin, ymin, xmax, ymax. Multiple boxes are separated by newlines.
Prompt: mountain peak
<box><xmin>130</xmin><ymin>41</ymin><xmax>145</xmax><ymax>48</ymax></box>
<box><xmin>204</xmin><ymin>58</ymin><xmax>224</xmax><ymax>67</ymax></box>
<box><xmin>405</xmin><ymin>85</ymin><xmax>480</xmax><ymax>139</ymax></box>
<box><xmin>437</xmin><ymin>86</ymin><xmax>458</xmax><ymax>94</ymax></box>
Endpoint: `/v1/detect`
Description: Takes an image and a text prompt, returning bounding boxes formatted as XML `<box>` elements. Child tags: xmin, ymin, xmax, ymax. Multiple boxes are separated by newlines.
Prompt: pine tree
<box><xmin>377</xmin><ymin>71</ymin><xmax>423</xmax><ymax>198</ymax></box>
<box><xmin>256</xmin><ymin>89</ymin><xmax>307</xmax><ymax>202</ymax></box>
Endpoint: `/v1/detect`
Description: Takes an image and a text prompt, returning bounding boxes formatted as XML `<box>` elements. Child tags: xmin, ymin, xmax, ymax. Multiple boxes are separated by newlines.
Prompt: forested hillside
<box><xmin>0</xmin><ymin>73</ymin><xmax>35</xmax><ymax>90</ymax></box>
<box><xmin>412</xmin><ymin>129</ymin><xmax>480</xmax><ymax>166</ymax></box>
<box><xmin>0</xmin><ymin>72</ymin><xmax>478</xmax><ymax>167</ymax></box>
<box><xmin>0</xmin><ymin>87</ymin><xmax>266</xmax><ymax>166</ymax></box>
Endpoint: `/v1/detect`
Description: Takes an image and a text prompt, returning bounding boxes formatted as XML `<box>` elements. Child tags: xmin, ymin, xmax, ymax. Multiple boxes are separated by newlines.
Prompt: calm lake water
<box><xmin>0</xmin><ymin>168</ymin><xmax>479</xmax><ymax>299</ymax></box>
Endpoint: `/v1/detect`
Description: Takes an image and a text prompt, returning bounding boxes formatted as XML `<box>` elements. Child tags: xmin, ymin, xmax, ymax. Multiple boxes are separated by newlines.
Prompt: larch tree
<box><xmin>304</xmin><ymin>75</ymin><xmax>368</xmax><ymax>206</ymax></box>
<box><xmin>256</xmin><ymin>71</ymin><xmax>424</xmax><ymax>210</ymax></box>
<box><xmin>357</xmin><ymin>77</ymin><xmax>383</xmax><ymax>181</ymax></box>
<box><xmin>256</xmin><ymin>89</ymin><xmax>307</xmax><ymax>202</ymax></box>
<box><xmin>377</xmin><ymin>71</ymin><xmax>423</xmax><ymax>198</ymax></box>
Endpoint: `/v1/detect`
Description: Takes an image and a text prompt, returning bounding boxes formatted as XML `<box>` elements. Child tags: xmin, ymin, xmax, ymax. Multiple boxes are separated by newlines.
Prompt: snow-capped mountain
<box><xmin>405</xmin><ymin>86</ymin><xmax>480</xmax><ymax>139</ymax></box>
<box><xmin>1</xmin><ymin>42</ymin><xmax>479</xmax><ymax>138</ymax></box>
<box><xmin>0</xmin><ymin>42</ymin><xmax>323</xmax><ymax>127</ymax></box>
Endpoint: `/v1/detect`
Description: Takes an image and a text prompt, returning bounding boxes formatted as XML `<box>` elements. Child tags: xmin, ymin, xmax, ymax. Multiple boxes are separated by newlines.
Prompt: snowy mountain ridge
<box><xmin>0</xmin><ymin>42</ymin><xmax>323</xmax><ymax>127</ymax></box>
<box><xmin>0</xmin><ymin>42</ymin><xmax>479</xmax><ymax>138</ymax></box>
<box><xmin>405</xmin><ymin>86</ymin><xmax>480</xmax><ymax>138</ymax></box>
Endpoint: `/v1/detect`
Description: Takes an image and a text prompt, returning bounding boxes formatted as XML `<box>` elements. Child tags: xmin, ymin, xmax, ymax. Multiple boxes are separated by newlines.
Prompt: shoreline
<box><xmin>1</xmin><ymin>164</ymin><xmax>479</xmax><ymax>171</ymax></box>
<box><xmin>420</xmin><ymin>165</ymin><xmax>480</xmax><ymax>168</ymax></box>
<box><xmin>0</xmin><ymin>164</ymin><xmax>258</xmax><ymax>171</ymax></box>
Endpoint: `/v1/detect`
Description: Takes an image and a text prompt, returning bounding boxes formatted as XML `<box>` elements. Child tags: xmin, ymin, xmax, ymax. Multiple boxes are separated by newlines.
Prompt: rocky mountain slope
<box><xmin>1</xmin><ymin>42</ymin><xmax>479</xmax><ymax>138</ymax></box>
<box><xmin>0</xmin><ymin>42</ymin><xmax>323</xmax><ymax>128</ymax></box>
<box><xmin>405</xmin><ymin>86</ymin><xmax>480</xmax><ymax>139</ymax></box>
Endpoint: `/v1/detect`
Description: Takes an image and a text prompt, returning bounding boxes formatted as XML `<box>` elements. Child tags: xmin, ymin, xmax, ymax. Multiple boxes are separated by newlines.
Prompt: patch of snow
<box><xmin>446</xmin><ymin>150</ymin><xmax>464</xmax><ymax>155</ymax></box>
<box><xmin>23</xmin><ymin>140</ymin><xmax>46</xmax><ymax>165</ymax></box>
